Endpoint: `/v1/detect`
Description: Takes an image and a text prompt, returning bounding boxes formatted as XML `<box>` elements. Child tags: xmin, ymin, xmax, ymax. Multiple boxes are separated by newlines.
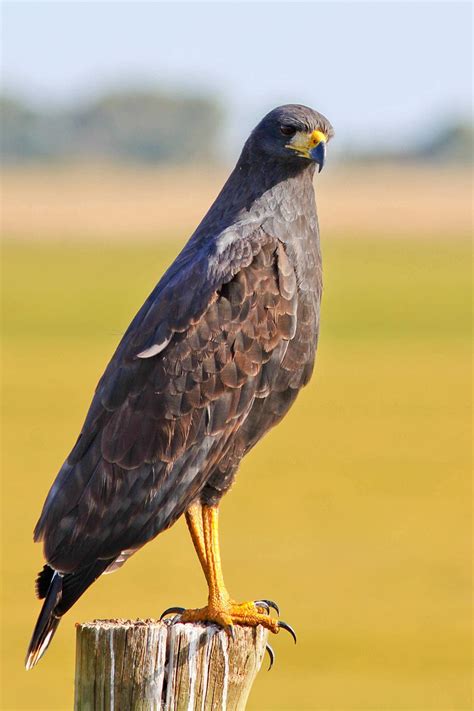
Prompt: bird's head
<box><xmin>248</xmin><ymin>104</ymin><xmax>334</xmax><ymax>172</ymax></box>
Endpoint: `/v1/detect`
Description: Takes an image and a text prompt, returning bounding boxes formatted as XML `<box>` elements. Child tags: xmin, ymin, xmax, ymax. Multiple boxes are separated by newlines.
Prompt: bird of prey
<box><xmin>26</xmin><ymin>104</ymin><xmax>334</xmax><ymax>669</ymax></box>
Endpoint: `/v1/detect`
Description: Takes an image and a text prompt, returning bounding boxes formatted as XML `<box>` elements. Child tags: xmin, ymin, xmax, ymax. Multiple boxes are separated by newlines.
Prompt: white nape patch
<box><xmin>220</xmin><ymin>631</ymin><xmax>229</xmax><ymax>711</ymax></box>
<box><xmin>136</xmin><ymin>336</ymin><xmax>171</xmax><ymax>359</ymax></box>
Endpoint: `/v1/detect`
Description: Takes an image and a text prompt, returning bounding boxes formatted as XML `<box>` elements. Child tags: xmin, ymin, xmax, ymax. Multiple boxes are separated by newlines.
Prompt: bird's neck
<box><xmin>191</xmin><ymin>153</ymin><xmax>318</xmax><ymax>246</ymax></box>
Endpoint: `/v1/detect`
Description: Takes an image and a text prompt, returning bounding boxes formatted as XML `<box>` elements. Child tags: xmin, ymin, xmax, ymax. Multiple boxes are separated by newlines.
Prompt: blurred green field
<box><xmin>1</xmin><ymin>234</ymin><xmax>471</xmax><ymax>710</ymax></box>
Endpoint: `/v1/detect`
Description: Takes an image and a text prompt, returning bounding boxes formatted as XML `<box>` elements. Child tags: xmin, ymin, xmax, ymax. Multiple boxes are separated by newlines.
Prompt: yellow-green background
<box><xmin>1</xmin><ymin>169</ymin><xmax>472</xmax><ymax>710</ymax></box>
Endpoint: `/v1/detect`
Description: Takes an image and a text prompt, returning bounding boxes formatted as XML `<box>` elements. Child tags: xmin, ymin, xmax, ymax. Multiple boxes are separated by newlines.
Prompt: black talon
<box><xmin>256</xmin><ymin>599</ymin><xmax>280</xmax><ymax>616</ymax></box>
<box><xmin>254</xmin><ymin>600</ymin><xmax>270</xmax><ymax>614</ymax></box>
<box><xmin>265</xmin><ymin>643</ymin><xmax>275</xmax><ymax>671</ymax></box>
<box><xmin>160</xmin><ymin>606</ymin><xmax>185</xmax><ymax>620</ymax></box>
<box><xmin>278</xmin><ymin>620</ymin><xmax>297</xmax><ymax>643</ymax></box>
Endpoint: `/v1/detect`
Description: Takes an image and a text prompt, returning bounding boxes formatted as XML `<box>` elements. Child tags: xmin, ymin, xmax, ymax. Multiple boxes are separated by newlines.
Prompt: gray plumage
<box><xmin>26</xmin><ymin>104</ymin><xmax>334</xmax><ymax>668</ymax></box>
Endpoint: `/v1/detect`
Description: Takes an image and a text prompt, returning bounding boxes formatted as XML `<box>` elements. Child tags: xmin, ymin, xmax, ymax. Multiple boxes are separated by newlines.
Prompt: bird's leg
<box><xmin>202</xmin><ymin>504</ymin><xmax>231</xmax><ymax>610</ymax></box>
<box><xmin>185</xmin><ymin>502</ymin><xmax>208</xmax><ymax>578</ymax></box>
<box><xmin>179</xmin><ymin>504</ymin><xmax>283</xmax><ymax>635</ymax></box>
<box><xmin>159</xmin><ymin>503</ymin><xmax>210</xmax><ymax>622</ymax></box>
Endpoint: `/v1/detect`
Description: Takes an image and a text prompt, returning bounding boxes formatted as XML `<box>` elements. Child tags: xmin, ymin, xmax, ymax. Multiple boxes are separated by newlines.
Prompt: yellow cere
<box><xmin>286</xmin><ymin>129</ymin><xmax>327</xmax><ymax>157</ymax></box>
<box><xmin>309</xmin><ymin>129</ymin><xmax>327</xmax><ymax>146</ymax></box>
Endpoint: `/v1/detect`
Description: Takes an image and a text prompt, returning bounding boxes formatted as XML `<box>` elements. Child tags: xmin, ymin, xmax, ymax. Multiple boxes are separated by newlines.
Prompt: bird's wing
<box><xmin>205</xmin><ymin>286</ymin><xmax>319</xmax><ymax>500</ymax></box>
<box><xmin>34</xmin><ymin>230</ymin><xmax>298</xmax><ymax>573</ymax></box>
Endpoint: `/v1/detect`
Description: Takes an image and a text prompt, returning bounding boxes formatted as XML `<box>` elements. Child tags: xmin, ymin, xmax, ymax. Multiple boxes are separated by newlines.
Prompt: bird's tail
<box><xmin>26</xmin><ymin>559</ymin><xmax>114</xmax><ymax>669</ymax></box>
<box><xmin>25</xmin><ymin>570</ymin><xmax>63</xmax><ymax>670</ymax></box>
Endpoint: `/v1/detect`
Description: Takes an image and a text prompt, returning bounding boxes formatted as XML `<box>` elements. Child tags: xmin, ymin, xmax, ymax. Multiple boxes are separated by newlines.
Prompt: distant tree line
<box><xmin>345</xmin><ymin>120</ymin><xmax>472</xmax><ymax>165</ymax></box>
<box><xmin>0</xmin><ymin>89</ymin><xmax>223</xmax><ymax>164</ymax></box>
<box><xmin>414</xmin><ymin>122</ymin><xmax>473</xmax><ymax>164</ymax></box>
<box><xmin>1</xmin><ymin>88</ymin><xmax>471</xmax><ymax>165</ymax></box>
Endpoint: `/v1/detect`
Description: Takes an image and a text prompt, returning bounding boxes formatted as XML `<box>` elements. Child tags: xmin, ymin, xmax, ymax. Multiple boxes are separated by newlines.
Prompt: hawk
<box><xmin>26</xmin><ymin>104</ymin><xmax>334</xmax><ymax>668</ymax></box>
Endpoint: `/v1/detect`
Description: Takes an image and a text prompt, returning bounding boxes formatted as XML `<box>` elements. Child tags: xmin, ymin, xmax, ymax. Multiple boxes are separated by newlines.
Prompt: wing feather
<box><xmin>34</xmin><ymin>232</ymin><xmax>304</xmax><ymax>573</ymax></box>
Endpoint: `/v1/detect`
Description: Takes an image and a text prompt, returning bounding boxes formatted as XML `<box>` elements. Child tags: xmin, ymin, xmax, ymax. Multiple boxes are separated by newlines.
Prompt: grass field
<box><xmin>2</xmin><ymin>164</ymin><xmax>471</xmax><ymax>241</ymax></box>
<box><xmin>1</xmin><ymin>167</ymin><xmax>472</xmax><ymax>709</ymax></box>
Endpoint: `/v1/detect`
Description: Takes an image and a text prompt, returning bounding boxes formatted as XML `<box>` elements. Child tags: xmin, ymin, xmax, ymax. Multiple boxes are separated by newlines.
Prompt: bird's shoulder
<box><xmin>84</xmin><ymin>226</ymin><xmax>297</xmax><ymax>446</ymax></box>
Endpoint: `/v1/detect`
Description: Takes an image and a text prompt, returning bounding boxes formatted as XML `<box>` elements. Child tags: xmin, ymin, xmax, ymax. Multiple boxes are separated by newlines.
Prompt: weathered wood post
<box><xmin>74</xmin><ymin>619</ymin><xmax>268</xmax><ymax>710</ymax></box>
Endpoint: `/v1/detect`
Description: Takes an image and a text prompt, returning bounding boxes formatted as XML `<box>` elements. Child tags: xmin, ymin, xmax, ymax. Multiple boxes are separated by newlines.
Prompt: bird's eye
<box><xmin>280</xmin><ymin>125</ymin><xmax>297</xmax><ymax>137</ymax></box>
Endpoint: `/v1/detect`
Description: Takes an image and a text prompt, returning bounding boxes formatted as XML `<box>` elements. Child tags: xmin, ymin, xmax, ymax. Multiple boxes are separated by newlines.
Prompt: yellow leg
<box><xmin>202</xmin><ymin>505</ymin><xmax>230</xmax><ymax>608</ymax></box>
<box><xmin>180</xmin><ymin>504</ymin><xmax>280</xmax><ymax>634</ymax></box>
<box><xmin>185</xmin><ymin>502</ymin><xmax>208</xmax><ymax>580</ymax></box>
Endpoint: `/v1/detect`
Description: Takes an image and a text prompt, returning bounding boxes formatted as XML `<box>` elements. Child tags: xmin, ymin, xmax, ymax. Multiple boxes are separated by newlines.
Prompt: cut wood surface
<box><xmin>74</xmin><ymin>619</ymin><xmax>268</xmax><ymax>711</ymax></box>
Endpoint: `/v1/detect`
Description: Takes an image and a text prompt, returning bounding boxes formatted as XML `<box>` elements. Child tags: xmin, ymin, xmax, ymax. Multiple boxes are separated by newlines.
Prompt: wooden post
<box><xmin>74</xmin><ymin>619</ymin><xmax>268</xmax><ymax>711</ymax></box>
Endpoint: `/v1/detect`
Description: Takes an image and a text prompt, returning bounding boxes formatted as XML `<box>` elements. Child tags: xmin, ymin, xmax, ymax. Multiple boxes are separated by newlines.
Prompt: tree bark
<box><xmin>74</xmin><ymin>619</ymin><xmax>268</xmax><ymax>711</ymax></box>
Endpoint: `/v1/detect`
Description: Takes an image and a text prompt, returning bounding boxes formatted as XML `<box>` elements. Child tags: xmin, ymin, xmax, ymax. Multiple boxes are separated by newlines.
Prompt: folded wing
<box><xmin>34</xmin><ymin>231</ymin><xmax>299</xmax><ymax>574</ymax></box>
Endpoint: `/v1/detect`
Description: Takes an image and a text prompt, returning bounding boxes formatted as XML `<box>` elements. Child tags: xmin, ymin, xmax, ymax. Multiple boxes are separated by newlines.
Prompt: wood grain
<box><xmin>74</xmin><ymin>619</ymin><xmax>268</xmax><ymax>711</ymax></box>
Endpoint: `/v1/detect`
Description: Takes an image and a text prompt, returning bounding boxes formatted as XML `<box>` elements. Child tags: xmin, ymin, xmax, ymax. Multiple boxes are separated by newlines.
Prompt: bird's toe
<box><xmin>159</xmin><ymin>605</ymin><xmax>186</xmax><ymax>620</ymax></box>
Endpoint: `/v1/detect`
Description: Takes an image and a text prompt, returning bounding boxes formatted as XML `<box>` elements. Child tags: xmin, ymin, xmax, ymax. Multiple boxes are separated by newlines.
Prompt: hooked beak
<box><xmin>310</xmin><ymin>140</ymin><xmax>326</xmax><ymax>172</ymax></box>
<box><xmin>286</xmin><ymin>129</ymin><xmax>328</xmax><ymax>171</ymax></box>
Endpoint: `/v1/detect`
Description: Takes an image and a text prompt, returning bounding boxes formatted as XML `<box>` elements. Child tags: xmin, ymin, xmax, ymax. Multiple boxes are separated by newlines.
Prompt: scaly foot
<box><xmin>161</xmin><ymin>598</ymin><xmax>296</xmax><ymax>641</ymax></box>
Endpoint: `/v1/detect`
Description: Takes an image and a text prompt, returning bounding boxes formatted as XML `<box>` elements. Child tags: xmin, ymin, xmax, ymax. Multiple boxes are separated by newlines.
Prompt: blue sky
<box><xmin>2</xmin><ymin>1</ymin><xmax>472</xmax><ymax>155</ymax></box>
